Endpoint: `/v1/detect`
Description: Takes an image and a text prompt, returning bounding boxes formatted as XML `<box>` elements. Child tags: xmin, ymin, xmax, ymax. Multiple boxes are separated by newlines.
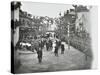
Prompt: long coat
<box><xmin>61</xmin><ymin>44</ymin><xmax>65</xmax><ymax>51</ymax></box>
<box><xmin>37</xmin><ymin>49</ymin><xmax>42</xmax><ymax>59</ymax></box>
<box><xmin>54</xmin><ymin>45</ymin><xmax>59</xmax><ymax>53</ymax></box>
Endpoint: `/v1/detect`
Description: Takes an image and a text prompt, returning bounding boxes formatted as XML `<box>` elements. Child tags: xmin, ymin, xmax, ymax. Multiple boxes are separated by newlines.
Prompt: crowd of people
<box><xmin>17</xmin><ymin>33</ymin><xmax>66</xmax><ymax>64</ymax></box>
<box><xmin>33</xmin><ymin>36</ymin><xmax>66</xmax><ymax>63</ymax></box>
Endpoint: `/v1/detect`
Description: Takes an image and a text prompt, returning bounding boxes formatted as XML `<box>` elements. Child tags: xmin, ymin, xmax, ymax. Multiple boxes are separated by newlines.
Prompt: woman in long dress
<box><xmin>52</xmin><ymin>40</ymin><xmax>56</xmax><ymax>52</ymax></box>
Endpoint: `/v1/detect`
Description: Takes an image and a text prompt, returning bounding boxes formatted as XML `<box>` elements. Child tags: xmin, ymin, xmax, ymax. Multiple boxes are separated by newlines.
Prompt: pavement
<box><xmin>15</xmin><ymin>43</ymin><xmax>92</xmax><ymax>73</ymax></box>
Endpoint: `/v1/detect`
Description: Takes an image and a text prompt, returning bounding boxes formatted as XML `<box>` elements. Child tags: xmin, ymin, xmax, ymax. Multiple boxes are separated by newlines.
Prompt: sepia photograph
<box><xmin>11</xmin><ymin>1</ymin><xmax>95</xmax><ymax>74</ymax></box>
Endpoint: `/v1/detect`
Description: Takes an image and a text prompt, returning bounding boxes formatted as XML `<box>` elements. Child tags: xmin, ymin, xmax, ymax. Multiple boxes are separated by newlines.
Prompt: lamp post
<box><xmin>67</xmin><ymin>22</ymin><xmax>70</xmax><ymax>50</ymax></box>
<box><xmin>64</xmin><ymin>10</ymin><xmax>72</xmax><ymax>50</ymax></box>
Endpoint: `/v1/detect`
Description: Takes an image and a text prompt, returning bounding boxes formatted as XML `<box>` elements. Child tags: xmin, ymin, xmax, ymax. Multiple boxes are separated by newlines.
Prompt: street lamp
<box><xmin>67</xmin><ymin>22</ymin><xmax>70</xmax><ymax>50</ymax></box>
<box><xmin>64</xmin><ymin>10</ymin><xmax>72</xmax><ymax>50</ymax></box>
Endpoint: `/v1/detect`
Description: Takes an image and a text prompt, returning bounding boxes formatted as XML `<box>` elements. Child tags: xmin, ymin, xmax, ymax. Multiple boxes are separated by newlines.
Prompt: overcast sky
<box><xmin>21</xmin><ymin>2</ymin><xmax>74</xmax><ymax>18</ymax></box>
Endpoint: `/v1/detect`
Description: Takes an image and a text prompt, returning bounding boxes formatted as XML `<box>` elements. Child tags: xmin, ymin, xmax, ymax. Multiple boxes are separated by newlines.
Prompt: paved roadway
<box><xmin>15</xmin><ymin>43</ymin><xmax>92</xmax><ymax>73</ymax></box>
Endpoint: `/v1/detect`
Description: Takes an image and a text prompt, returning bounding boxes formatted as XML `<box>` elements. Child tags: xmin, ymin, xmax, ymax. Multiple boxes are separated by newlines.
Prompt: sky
<box><xmin>21</xmin><ymin>1</ymin><xmax>74</xmax><ymax>18</ymax></box>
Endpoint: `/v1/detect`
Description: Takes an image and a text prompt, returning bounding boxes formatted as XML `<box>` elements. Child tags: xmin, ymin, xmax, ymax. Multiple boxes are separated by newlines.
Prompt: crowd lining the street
<box><xmin>16</xmin><ymin>33</ymin><xmax>66</xmax><ymax>63</ymax></box>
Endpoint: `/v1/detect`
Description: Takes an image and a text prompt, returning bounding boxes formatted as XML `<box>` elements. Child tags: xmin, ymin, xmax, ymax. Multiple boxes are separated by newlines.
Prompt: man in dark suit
<box><xmin>61</xmin><ymin>43</ymin><xmax>65</xmax><ymax>54</ymax></box>
<box><xmin>54</xmin><ymin>40</ymin><xmax>59</xmax><ymax>56</ymax></box>
<box><xmin>37</xmin><ymin>41</ymin><xmax>43</xmax><ymax>63</ymax></box>
<box><xmin>37</xmin><ymin>48</ymin><xmax>43</xmax><ymax>63</ymax></box>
